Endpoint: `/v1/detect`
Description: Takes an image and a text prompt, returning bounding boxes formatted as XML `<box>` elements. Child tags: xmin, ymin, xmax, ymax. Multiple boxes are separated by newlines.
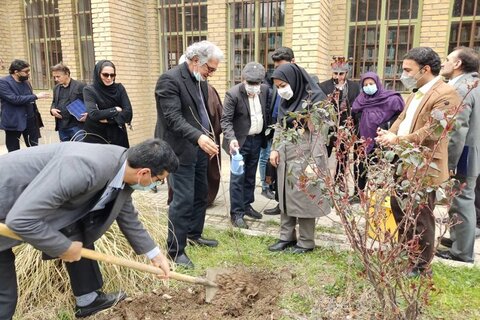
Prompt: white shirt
<box><xmin>448</xmin><ymin>74</ymin><xmax>463</xmax><ymax>86</ymax></box>
<box><xmin>247</xmin><ymin>94</ymin><xmax>264</xmax><ymax>135</ymax></box>
<box><xmin>397</xmin><ymin>76</ymin><xmax>441</xmax><ymax>136</ymax></box>
<box><xmin>90</xmin><ymin>161</ymin><xmax>160</xmax><ymax>259</ymax></box>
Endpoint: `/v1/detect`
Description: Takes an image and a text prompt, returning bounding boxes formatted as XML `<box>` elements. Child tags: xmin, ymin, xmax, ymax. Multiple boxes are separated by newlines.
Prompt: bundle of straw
<box><xmin>13</xmin><ymin>192</ymin><xmax>169</xmax><ymax>319</ymax></box>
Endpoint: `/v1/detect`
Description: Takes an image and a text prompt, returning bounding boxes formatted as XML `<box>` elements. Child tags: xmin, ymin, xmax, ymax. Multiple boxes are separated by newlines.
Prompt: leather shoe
<box><xmin>435</xmin><ymin>250</ymin><xmax>473</xmax><ymax>263</ymax></box>
<box><xmin>172</xmin><ymin>253</ymin><xmax>194</xmax><ymax>269</ymax></box>
<box><xmin>75</xmin><ymin>291</ymin><xmax>127</xmax><ymax>318</ymax></box>
<box><xmin>231</xmin><ymin>217</ymin><xmax>249</xmax><ymax>229</ymax></box>
<box><xmin>287</xmin><ymin>245</ymin><xmax>314</xmax><ymax>254</ymax></box>
<box><xmin>406</xmin><ymin>267</ymin><xmax>433</xmax><ymax>278</ymax></box>
<box><xmin>268</xmin><ymin>240</ymin><xmax>296</xmax><ymax>252</ymax></box>
<box><xmin>264</xmin><ymin>204</ymin><xmax>281</xmax><ymax>215</ymax></box>
<box><xmin>261</xmin><ymin>189</ymin><xmax>275</xmax><ymax>200</ymax></box>
<box><xmin>439</xmin><ymin>237</ymin><xmax>453</xmax><ymax>248</ymax></box>
<box><xmin>188</xmin><ymin>237</ymin><xmax>218</xmax><ymax>247</ymax></box>
<box><xmin>245</xmin><ymin>205</ymin><xmax>262</xmax><ymax>219</ymax></box>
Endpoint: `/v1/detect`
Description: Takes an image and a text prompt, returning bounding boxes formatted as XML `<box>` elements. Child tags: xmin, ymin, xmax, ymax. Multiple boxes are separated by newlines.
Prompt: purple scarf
<box><xmin>352</xmin><ymin>72</ymin><xmax>405</xmax><ymax>152</ymax></box>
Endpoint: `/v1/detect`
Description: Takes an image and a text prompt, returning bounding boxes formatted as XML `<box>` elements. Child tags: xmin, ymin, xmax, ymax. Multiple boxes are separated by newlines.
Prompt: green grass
<box><xmin>187</xmin><ymin>227</ymin><xmax>480</xmax><ymax>319</ymax></box>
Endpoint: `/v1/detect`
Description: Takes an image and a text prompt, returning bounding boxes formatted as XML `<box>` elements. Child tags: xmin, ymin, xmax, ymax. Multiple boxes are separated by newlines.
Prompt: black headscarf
<box><xmin>271</xmin><ymin>63</ymin><xmax>326</xmax><ymax>120</ymax></box>
<box><xmin>92</xmin><ymin>60</ymin><xmax>121</xmax><ymax>105</ymax></box>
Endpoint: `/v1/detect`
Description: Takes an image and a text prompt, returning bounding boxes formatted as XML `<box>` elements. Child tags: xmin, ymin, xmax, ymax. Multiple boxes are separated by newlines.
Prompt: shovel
<box><xmin>0</xmin><ymin>223</ymin><xmax>220</xmax><ymax>302</ymax></box>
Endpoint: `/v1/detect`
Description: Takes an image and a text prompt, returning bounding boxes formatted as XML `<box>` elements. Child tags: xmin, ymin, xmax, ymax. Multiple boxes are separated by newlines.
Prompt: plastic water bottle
<box><xmin>230</xmin><ymin>149</ymin><xmax>244</xmax><ymax>176</ymax></box>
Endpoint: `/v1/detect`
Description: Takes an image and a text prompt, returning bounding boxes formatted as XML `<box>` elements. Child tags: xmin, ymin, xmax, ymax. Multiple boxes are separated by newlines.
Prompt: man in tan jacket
<box><xmin>377</xmin><ymin>47</ymin><xmax>461</xmax><ymax>277</ymax></box>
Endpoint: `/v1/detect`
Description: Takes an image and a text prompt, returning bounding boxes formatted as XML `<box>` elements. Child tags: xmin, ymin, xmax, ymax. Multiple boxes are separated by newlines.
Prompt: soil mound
<box><xmin>88</xmin><ymin>268</ymin><xmax>287</xmax><ymax>319</ymax></box>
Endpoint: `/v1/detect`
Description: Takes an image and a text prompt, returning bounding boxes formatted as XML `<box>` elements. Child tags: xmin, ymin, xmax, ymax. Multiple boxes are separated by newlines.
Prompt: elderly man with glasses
<box><xmin>155</xmin><ymin>40</ymin><xmax>224</xmax><ymax>269</ymax></box>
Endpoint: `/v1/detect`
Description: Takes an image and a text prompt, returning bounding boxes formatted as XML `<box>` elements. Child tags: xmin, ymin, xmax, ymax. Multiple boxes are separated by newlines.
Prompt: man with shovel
<box><xmin>0</xmin><ymin>138</ymin><xmax>178</xmax><ymax>319</ymax></box>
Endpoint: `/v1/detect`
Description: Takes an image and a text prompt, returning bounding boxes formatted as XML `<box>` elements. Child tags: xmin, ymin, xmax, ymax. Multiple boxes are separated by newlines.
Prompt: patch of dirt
<box><xmin>89</xmin><ymin>268</ymin><xmax>289</xmax><ymax>320</ymax></box>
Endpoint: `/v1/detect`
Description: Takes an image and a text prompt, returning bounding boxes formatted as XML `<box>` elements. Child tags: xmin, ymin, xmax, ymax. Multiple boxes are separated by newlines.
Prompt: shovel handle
<box><xmin>0</xmin><ymin>223</ymin><xmax>217</xmax><ymax>287</ymax></box>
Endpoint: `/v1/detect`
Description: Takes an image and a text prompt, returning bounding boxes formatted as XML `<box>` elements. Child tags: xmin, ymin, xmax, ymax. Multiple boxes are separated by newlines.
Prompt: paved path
<box><xmin>1</xmin><ymin>141</ymin><xmax>478</xmax><ymax>267</ymax></box>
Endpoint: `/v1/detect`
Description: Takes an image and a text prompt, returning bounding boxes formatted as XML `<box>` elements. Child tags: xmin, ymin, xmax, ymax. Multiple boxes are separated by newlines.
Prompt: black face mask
<box><xmin>18</xmin><ymin>75</ymin><xmax>29</xmax><ymax>82</ymax></box>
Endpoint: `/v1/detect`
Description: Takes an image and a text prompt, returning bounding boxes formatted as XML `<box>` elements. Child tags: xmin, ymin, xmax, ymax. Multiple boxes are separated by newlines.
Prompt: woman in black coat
<box><xmin>82</xmin><ymin>60</ymin><xmax>132</xmax><ymax>147</ymax></box>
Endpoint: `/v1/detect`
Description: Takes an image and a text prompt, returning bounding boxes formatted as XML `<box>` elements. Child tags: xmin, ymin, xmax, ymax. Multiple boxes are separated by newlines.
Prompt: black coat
<box><xmin>155</xmin><ymin>62</ymin><xmax>210</xmax><ymax>163</ymax></box>
<box><xmin>50</xmin><ymin>79</ymin><xmax>86</xmax><ymax>131</ymax></box>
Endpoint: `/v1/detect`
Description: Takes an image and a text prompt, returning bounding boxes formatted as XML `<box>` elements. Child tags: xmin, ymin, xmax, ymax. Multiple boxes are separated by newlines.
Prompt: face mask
<box><xmin>400</xmin><ymin>69</ymin><xmax>424</xmax><ymax>91</ymax></box>
<box><xmin>129</xmin><ymin>175</ymin><xmax>157</xmax><ymax>192</ymax></box>
<box><xmin>277</xmin><ymin>84</ymin><xmax>294</xmax><ymax>100</ymax></box>
<box><xmin>18</xmin><ymin>75</ymin><xmax>29</xmax><ymax>82</ymax></box>
<box><xmin>245</xmin><ymin>84</ymin><xmax>261</xmax><ymax>95</ymax></box>
<box><xmin>363</xmin><ymin>84</ymin><xmax>378</xmax><ymax>95</ymax></box>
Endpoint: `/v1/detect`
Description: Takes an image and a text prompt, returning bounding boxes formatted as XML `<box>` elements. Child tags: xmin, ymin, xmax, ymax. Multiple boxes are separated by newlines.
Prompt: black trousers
<box><xmin>390</xmin><ymin>191</ymin><xmax>436</xmax><ymax>270</ymax></box>
<box><xmin>0</xmin><ymin>244</ymin><xmax>102</xmax><ymax>320</ymax></box>
<box><xmin>5</xmin><ymin>117</ymin><xmax>39</xmax><ymax>152</ymax></box>
<box><xmin>167</xmin><ymin>148</ymin><xmax>209</xmax><ymax>257</ymax></box>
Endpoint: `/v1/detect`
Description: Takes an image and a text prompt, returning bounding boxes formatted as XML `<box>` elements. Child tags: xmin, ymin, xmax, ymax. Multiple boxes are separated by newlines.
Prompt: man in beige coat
<box><xmin>377</xmin><ymin>47</ymin><xmax>461</xmax><ymax>276</ymax></box>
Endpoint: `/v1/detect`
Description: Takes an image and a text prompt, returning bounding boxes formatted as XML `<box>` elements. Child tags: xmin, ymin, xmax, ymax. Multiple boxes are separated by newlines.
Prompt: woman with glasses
<box><xmin>82</xmin><ymin>60</ymin><xmax>132</xmax><ymax>147</ymax></box>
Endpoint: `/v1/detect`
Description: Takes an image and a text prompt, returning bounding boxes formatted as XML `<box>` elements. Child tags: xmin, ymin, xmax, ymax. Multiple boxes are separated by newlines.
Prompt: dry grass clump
<box><xmin>13</xmin><ymin>192</ymin><xmax>169</xmax><ymax>319</ymax></box>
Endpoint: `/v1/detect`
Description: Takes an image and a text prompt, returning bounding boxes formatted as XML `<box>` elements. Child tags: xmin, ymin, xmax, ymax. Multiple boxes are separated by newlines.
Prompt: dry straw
<box><xmin>13</xmin><ymin>192</ymin><xmax>169</xmax><ymax>319</ymax></box>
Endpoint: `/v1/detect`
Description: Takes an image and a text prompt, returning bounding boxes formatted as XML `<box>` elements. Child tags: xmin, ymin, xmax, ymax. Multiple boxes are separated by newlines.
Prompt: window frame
<box><xmin>24</xmin><ymin>0</ymin><xmax>63</xmax><ymax>89</ymax></box>
<box><xmin>75</xmin><ymin>0</ymin><xmax>95</xmax><ymax>84</ymax></box>
<box><xmin>346</xmin><ymin>0</ymin><xmax>422</xmax><ymax>91</ymax></box>
<box><xmin>157</xmin><ymin>0</ymin><xmax>208</xmax><ymax>72</ymax></box>
<box><xmin>228</xmin><ymin>0</ymin><xmax>285</xmax><ymax>86</ymax></box>
<box><xmin>447</xmin><ymin>0</ymin><xmax>480</xmax><ymax>53</ymax></box>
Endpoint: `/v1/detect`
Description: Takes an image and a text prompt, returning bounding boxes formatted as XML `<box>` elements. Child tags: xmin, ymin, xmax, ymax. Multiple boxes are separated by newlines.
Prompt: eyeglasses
<box><xmin>333</xmin><ymin>72</ymin><xmax>345</xmax><ymax>76</ymax></box>
<box><xmin>101</xmin><ymin>73</ymin><xmax>116</xmax><ymax>78</ymax></box>
<box><xmin>204</xmin><ymin>63</ymin><xmax>217</xmax><ymax>74</ymax></box>
<box><xmin>18</xmin><ymin>69</ymin><xmax>30</xmax><ymax>74</ymax></box>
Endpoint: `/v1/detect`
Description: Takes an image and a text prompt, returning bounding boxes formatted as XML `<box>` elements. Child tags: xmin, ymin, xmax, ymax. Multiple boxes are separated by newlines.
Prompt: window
<box><xmin>348</xmin><ymin>0</ymin><xmax>419</xmax><ymax>91</ymax></box>
<box><xmin>25</xmin><ymin>0</ymin><xmax>62</xmax><ymax>89</ymax></box>
<box><xmin>158</xmin><ymin>0</ymin><xmax>208</xmax><ymax>71</ymax></box>
<box><xmin>448</xmin><ymin>0</ymin><xmax>479</xmax><ymax>53</ymax></box>
<box><xmin>229</xmin><ymin>0</ymin><xmax>285</xmax><ymax>85</ymax></box>
<box><xmin>76</xmin><ymin>0</ymin><xmax>95</xmax><ymax>83</ymax></box>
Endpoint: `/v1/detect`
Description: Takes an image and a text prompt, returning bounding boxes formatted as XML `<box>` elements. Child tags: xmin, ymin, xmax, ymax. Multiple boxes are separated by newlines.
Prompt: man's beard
<box><xmin>18</xmin><ymin>75</ymin><xmax>29</xmax><ymax>82</ymax></box>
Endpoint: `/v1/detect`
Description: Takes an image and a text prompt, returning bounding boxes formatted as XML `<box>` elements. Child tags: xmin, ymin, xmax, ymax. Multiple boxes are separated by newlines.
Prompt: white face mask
<box><xmin>400</xmin><ymin>68</ymin><xmax>424</xmax><ymax>91</ymax></box>
<box><xmin>277</xmin><ymin>84</ymin><xmax>294</xmax><ymax>100</ymax></box>
<box><xmin>245</xmin><ymin>84</ymin><xmax>261</xmax><ymax>95</ymax></box>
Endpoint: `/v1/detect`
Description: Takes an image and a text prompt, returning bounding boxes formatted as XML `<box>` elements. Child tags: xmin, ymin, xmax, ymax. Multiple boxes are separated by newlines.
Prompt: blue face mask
<box><xmin>363</xmin><ymin>84</ymin><xmax>378</xmax><ymax>95</ymax></box>
<box><xmin>130</xmin><ymin>181</ymin><xmax>156</xmax><ymax>191</ymax></box>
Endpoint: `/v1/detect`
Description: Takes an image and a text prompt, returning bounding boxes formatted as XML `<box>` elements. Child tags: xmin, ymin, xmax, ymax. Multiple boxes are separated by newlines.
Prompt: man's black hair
<box><xmin>127</xmin><ymin>138</ymin><xmax>179</xmax><ymax>176</ymax></box>
<box><xmin>9</xmin><ymin>59</ymin><xmax>30</xmax><ymax>74</ymax></box>
<box><xmin>404</xmin><ymin>47</ymin><xmax>441</xmax><ymax>76</ymax></box>
<box><xmin>271</xmin><ymin>47</ymin><xmax>294</xmax><ymax>63</ymax></box>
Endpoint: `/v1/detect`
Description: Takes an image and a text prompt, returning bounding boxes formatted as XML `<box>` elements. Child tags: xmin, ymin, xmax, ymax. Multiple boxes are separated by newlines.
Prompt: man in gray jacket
<box><xmin>0</xmin><ymin>139</ymin><xmax>177</xmax><ymax>319</ymax></box>
<box><xmin>437</xmin><ymin>46</ymin><xmax>480</xmax><ymax>263</ymax></box>
<box><xmin>221</xmin><ymin>62</ymin><xmax>270</xmax><ymax>229</ymax></box>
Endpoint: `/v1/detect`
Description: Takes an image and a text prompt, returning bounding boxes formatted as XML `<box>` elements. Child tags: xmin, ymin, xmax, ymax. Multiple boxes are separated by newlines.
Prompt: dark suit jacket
<box><xmin>389</xmin><ymin>78</ymin><xmax>461</xmax><ymax>185</ymax></box>
<box><xmin>220</xmin><ymin>83</ymin><xmax>270</xmax><ymax>153</ymax></box>
<box><xmin>0</xmin><ymin>75</ymin><xmax>38</xmax><ymax>131</ymax></box>
<box><xmin>0</xmin><ymin>142</ymin><xmax>156</xmax><ymax>258</ymax></box>
<box><xmin>51</xmin><ymin>79</ymin><xmax>86</xmax><ymax>131</ymax></box>
<box><xmin>155</xmin><ymin>62</ymin><xmax>209</xmax><ymax>162</ymax></box>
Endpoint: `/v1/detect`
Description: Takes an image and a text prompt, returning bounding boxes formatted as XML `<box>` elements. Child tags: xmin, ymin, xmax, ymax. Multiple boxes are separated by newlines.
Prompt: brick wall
<box><xmin>419</xmin><ymin>0</ymin><xmax>452</xmax><ymax>58</ymax></box>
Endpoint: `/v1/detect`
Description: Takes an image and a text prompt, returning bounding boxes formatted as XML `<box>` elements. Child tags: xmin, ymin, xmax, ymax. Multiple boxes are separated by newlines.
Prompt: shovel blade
<box><xmin>205</xmin><ymin>268</ymin><xmax>229</xmax><ymax>303</ymax></box>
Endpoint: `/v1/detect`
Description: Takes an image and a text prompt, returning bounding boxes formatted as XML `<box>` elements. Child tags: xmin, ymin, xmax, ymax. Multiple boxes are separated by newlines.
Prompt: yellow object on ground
<box><xmin>368</xmin><ymin>194</ymin><xmax>398</xmax><ymax>242</ymax></box>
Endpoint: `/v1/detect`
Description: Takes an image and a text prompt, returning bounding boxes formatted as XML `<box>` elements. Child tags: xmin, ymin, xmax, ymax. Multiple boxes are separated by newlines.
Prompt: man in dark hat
<box><xmin>318</xmin><ymin>56</ymin><xmax>361</xmax><ymax>157</ymax></box>
<box><xmin>221</xmin><ymin>62</ymin><xmax>271</xmax><ymax>229</ymax></box>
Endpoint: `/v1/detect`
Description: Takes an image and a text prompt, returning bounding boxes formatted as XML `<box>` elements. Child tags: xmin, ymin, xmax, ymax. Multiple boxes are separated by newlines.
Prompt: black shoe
<box><xmin>245</xmin><ymin>205</ymin><xmax>262</xmax><ymax>219</ymax></box>
<box><xmin>188</xmin><ymin>237</ymin><xmax>218</xmax><ymax>247</ymax></box>
<box><xmin>268</xmin><ymin>240</ymin><xmax>296</xmax><ymax>252</ymax></box>
<box><xmin>261</xmin><ymin>189</ymin><xmax>275</xmax><ymax>200</ymax></box>
<box><xmin>171</xmin><ymin>253</ymin><xmax>195</xmax><ymax>269</ymax></box>
<box><xmin>264</xmin><ymin>204</ymin><xmax>281</xmax><ymax>215</ymax></box>
<box><xmin>435</xmin><ymin>250</ymin><xmax>473</xmax><ymax>263</ymax></box>
<box><xmin>231</xmin><ymin>217</ymin><xmax>249</xmax><ymax>229</ymax></box>
<box><xmin>75</xmin><ymin>291</ymin><xmax>127</xmax><ymax>318</ymax></box>
<box><xmin>439</xmin><ymin>237</ymin><xmax>453</xmax><ymax>248</ymax></box>
<box><xmin>287</xmin><ymin>245</ymin><xmax>314</xmax><ymax>254</ymax></box>
<box><xmin>406</xmin><ymin>267</ymin><xmax>433</xmax><ymax>278</ymax></box>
